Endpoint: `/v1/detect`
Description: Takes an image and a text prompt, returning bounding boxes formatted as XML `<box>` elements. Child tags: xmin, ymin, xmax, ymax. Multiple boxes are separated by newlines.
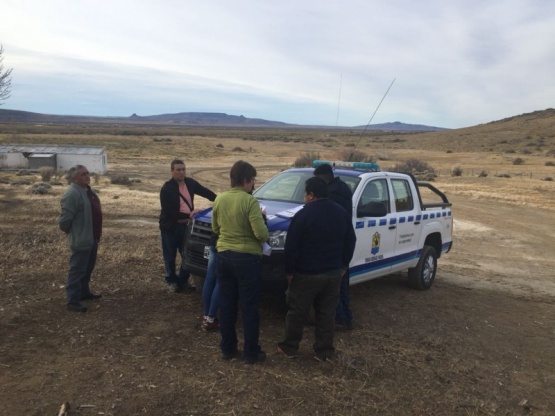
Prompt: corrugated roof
<box><xmin>0</xmin><ymin>145</ymin><xmax>106</xmax><ymax>155</ymax></box>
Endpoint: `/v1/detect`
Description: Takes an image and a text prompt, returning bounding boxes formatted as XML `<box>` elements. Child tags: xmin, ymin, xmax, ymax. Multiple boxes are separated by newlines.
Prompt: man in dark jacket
<box><xmin>277</xmin><ymin>177</ymin><xmax>356</xmax><ymax>361</ymax></box>
<box><xmin>314</xmin><ymin>163</ymin><xmax>354</xmax><ymax>331</ymax></box>
<box><xmin>159</xmin><ymin>159</ymin><xmax>216</xmax><ymax>292</ymax></box>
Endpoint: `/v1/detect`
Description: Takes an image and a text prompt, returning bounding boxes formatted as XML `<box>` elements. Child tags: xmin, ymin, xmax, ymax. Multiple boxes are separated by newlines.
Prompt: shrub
<box><xmin>392</xmin><ymin>158</ymin><xmax>437</xmax><ymax>181</ymax></box>
<box><xmin>38</xmin><ymin>167</ymin><xmax>55</xmax><ymax>182</ymax></box>
<box><xmin>91</xmin><ymin>172</ymin><xmax>100</xmax><ymax>185</ymax></box>
<box><xmin>216</xmin><ymin>143</ymin><xmax>224</xmax><ymax>148</ymax></box>
<box><xmin>232</xmin><ymin>146</ymin><xmax>246</xmax><ymax>152</ymax></box>
<box><xmin>545</xmin><ymin>161</ymin><xmax>555</xmax><ymax>166</ymax></box>
<box><xmin>543</xmin><ymin>177</ymin><xmax>553</xmax><ymax>181</ymax></box>
<box><xmin>392</xmin><ymin>158</ymin><xmax>435</xmax><ymax>174</ymax></box>
<box><xmin>446</xmin><ymin>150</ymin><xmax>453</xmax><ymax>154</ymax></box>
<box><xmin>478</xmin><ymin>170</ymin><xmax>488</xmax><ymax>177</ymax></box>
<box><xmin>16</xmin><ymin>169</ymin><xmax>32</xmax><ymax>176</ymax></box>
<box><xmin>338</xmin><ymin>149</ymin><xmax>375</xmax><ymax>163</ymax></box>
<box><xmin>30</xmin><ymin>182</ymin><xmax>52</xmax><ymax>195</ymax></box>
<box><xmin>293</xmin><ymin>151</ymin><xmax>320</xmax><ymax>168</ymax></box>
<box><xmin>110</xmin><ymin>175</ymin><xmax>131</xmax><ymax>186</ymax></box>
<box><xmin>512</xmin><ymin>157</ymin><xmax>525</xmax><ymax>165</ymax></box>
<box><xmin>451</xmin><ymin>165</ymin><xmax>463</xmax><ymax>176</ymax></box>
<box><xmin>496</xmin><ymin>173</ymin><xmax>511</xmax><ymax>178</ymax></box>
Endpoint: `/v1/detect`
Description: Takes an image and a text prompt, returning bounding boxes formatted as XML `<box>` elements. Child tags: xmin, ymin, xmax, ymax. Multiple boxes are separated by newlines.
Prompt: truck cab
<box><xmin>184</xmin><ymin>161</ymin><xmax>453</xmax><ymax>293</ymax></box>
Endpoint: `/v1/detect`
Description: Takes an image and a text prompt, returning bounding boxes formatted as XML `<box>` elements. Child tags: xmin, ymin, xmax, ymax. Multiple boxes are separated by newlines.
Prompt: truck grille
<box><xmin>185</xmin><ymin>219</ymin><xmax>212</xmax><ymax>272</ymax></box>
<box><xmin>190</xmin><ymin>219</ymin><xmax>212</xmax><ymax>245</ymax></box>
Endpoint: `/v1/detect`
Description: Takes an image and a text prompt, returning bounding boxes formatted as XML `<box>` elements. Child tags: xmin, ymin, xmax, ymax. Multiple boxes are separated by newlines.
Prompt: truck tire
<box><xmin>408</xmin><ymin>245</ymin><xmax>437</xmax><ymax>290</ymax></box>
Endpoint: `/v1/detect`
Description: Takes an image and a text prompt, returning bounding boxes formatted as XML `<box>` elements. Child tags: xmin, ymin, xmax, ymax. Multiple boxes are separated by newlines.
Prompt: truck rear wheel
<box><xmin>408</xmin><ymin>245</ymin><xmax>437</xmax><ymax>290</ymax></box>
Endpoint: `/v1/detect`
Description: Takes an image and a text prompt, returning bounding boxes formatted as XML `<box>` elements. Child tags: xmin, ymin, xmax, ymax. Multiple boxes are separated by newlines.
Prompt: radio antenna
<box><xmin>348</xmin><ymin>77</ymin><xmax>396</xmax><ymax>161</ymax></box>
<box><xmin>335</xmin><ymin>72</ymin><xmax>342</xmax><ymax>127</ymax></box>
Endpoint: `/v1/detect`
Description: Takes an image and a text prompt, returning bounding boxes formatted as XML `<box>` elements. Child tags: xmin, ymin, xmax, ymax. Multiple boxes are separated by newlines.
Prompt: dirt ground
<box><xmin>1</xmin><ymin>123</ymin><xmax>555</xmax><ymax>415</ymax></box>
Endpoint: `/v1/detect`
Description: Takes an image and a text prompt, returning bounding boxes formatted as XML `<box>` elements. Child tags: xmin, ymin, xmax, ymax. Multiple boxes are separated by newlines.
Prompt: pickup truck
<box><xmin>184</xmin><ymin>161</ymin><xmax>453</xmax><ymax>293</ymax></box>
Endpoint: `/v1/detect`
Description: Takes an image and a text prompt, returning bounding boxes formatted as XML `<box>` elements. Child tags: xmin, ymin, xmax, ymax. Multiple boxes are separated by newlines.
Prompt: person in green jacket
<box><xmin>57</xmin><ymin>165</ymin><xmax>103</xmax><ymax>313</ymax></box>
<box><xmin>212</xmin><ymin>160</ymin><xmax>269</xmax><ymax>364</ymax></box>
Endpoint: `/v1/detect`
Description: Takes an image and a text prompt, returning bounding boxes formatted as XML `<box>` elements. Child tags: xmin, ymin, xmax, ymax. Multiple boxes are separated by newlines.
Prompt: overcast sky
<box><xmin>2</xmin><ymin>0</ymin><xmax>554</xmax><ymax>128</ymax></box>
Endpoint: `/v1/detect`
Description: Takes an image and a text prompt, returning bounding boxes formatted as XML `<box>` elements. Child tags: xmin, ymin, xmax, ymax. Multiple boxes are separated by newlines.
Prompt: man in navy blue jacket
<box><xmin>314</xmin><ymin>163</ymin><xmax>354</xmax><ymax>331</ymax></box>
<box><xmin>278</xmin><ymin>177</ymin><xmax>356</xmax><ymax>361</ymax></box>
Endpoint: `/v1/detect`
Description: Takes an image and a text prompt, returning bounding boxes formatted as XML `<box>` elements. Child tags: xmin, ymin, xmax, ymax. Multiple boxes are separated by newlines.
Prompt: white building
<box><xmin>0</xmin><ymin>145</ymin><xmax>108</xmax><ymax>174</ymax></box>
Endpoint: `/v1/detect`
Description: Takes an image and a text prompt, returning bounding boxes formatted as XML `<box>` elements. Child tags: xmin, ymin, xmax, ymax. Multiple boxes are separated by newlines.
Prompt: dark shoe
<box><xmin>81</xmin><ymin>292</ymin><xmax>102</xmax><ymax>301</ymax></box>
<box><xmin>67</xmin><ymin>302</ymin><xmax>87</xmax><ymax>313</ymax></box>
<box><xmin>168</xmin><ymin>283</ymin><xmax>180</xmax><ymax>293</ymax></box>
<box><xmin>245</xmin><ymin>350</ymin><xmax>266</xmax><ymax>365</ymax></box>
<box><xmin>314</xmin><ymin>353</ymin><xmax>333</xmax><ymax>363</ymax></box>
<box><xmin>276</xmin><ymin>346</ymin><xmax>297</xmax><ymax>359</ymax></box>
<box><xmin>201</xmin><ymin>317</ymin><xmax>220</xmax><ymax>333</ymax></box>
<box><xmin>222</xmin><ymin>349</ymin><xmax>240</xmax><ymax>361</ymax></box>
<box><xmin>179</xmin><ymin>283</ymin><xmax>197</xmax><ymax>292</ymax></box>
<box><xmin>335</xmin><ymin>320</ymin><xmax>353</xmax><ymax>332</ymax></box>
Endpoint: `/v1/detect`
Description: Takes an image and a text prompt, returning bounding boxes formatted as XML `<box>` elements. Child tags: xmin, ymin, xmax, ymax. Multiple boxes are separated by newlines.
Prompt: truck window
<box><xmin>391</xmin><ymin>179</ymin><xmax>414</xmax><ymax>212</ymax></box>
<box><xmin>253</xmin><ymin>171</ymin><xmax>312</xmax><ymax>203</ymax></box>
<box><xmin>357</xmin><ymin>179</ymin><xmax>390</xmax><ymax>213</ymax></box>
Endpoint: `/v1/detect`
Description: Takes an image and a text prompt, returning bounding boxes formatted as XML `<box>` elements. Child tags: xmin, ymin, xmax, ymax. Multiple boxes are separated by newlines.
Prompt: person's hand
<box><xmin>190</xmin><ymin>209</ymin><xmax>200</xmax><ymax>218</ymax></box>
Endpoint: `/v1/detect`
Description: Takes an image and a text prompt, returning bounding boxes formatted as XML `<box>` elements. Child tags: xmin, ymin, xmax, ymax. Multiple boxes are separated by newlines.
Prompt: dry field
<box><xmin>1</xmin><ymin>110</ymin><xmax>555</xmax><ymax>415</ymax></box>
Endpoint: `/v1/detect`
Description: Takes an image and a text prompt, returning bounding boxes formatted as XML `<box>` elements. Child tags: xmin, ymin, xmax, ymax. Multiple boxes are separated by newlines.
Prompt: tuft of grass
<box><xmin>293</xmin><ymin>151</ymin><xmax>321</xmax><ymax>167</ymax></box>
<box><xmin>451</xmin><ymin>165</ymin><xmax>463</xmax><ymax>177</ymax></box>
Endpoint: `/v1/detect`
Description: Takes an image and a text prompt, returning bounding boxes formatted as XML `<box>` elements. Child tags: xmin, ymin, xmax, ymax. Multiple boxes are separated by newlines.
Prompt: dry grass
<box><xmin>1</xmin><ymin>111</ymin><xmax>555</xmax><ymax>415</ymax></box>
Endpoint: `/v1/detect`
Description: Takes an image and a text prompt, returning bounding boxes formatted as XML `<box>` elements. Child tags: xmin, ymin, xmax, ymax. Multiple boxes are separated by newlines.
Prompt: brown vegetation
<box><xmin>1</xmin><ymin>109</ymin><xmax>554</xmax><ymax>415</ymax></box>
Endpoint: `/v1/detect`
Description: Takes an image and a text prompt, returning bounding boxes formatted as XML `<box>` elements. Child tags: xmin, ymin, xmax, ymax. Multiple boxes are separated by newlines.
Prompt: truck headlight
<box><xmin>268</xmin><ymin>230</ymin><xmax>287</xmax><ymax>249</ymax></box>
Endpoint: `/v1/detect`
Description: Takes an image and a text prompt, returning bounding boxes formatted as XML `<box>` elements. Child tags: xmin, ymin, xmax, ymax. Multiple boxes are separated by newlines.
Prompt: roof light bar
<box><xmin>313</xmin><ymin>160</ymin><xmax>380</xmax><ymax>172</ymax></box>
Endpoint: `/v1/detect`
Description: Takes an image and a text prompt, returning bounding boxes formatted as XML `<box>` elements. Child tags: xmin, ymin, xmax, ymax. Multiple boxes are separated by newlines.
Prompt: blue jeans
<box><xmin>202</xmin><ymin>245</ymin><xmax>220</xmax><ymax>317</ymax></box>
<box><xmin>160</xmin><ymin>224</ymin><xmax>190</xmax><ymax>286</ymax></box>
<box><xmin>66</xmin><ymin>240</ymin><xmax>98</xmax><ymax>304</ymax></box>
<box><xmin>217</xmin><ymin>250</ymin><xmax>263</xmax><ymax>360</ymax></box>
<box><xmin>335</xmin><ymin>270</ymin><xmax>353</xmax><ymax>324</ymax></box>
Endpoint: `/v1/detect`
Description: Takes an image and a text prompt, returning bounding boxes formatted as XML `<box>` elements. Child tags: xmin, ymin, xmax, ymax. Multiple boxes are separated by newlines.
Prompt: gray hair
<box><xmin>66</xmin><ymin>165</ymin><xmax>87</xmax><ymax>184</ymax></box>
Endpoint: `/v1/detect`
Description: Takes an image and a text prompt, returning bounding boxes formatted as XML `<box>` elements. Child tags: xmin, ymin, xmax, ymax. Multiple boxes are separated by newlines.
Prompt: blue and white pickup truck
<box><xmin>184</xmin><ymin>161</ymin><xmax>453</xmax><ymax>293</ymax></box>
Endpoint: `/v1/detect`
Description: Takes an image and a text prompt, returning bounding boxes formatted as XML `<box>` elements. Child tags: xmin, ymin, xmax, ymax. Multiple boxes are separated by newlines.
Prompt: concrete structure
<box><xmin>0</xmin><ymin>145</ymin><xmax>108</xmax><ymax>174</ymax></box>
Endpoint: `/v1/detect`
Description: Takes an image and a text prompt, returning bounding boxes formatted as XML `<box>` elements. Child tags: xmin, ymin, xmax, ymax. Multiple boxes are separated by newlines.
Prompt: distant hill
<box><xmin>353</xmin><ymin>121</ymin><xmax>447</xmax><ymax>132</ymax></box>
<box><xmin>0</xmin><ymin>109</ymin><xmax>444</xmax><ymax>131</ymax></box>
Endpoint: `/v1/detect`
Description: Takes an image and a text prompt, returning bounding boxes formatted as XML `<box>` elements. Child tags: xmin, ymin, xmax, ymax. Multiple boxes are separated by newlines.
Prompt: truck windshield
<box><xmin>253</xmin><ymin>170</ymin><xmax>361</xmax><ymax>204</ymax></box>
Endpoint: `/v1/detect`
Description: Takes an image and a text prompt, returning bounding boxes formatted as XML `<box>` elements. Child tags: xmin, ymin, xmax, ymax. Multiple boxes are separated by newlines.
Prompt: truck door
<box><xmin>350</xmin><ymin>178</ymin><xmax>397</xmax><ymax>284</ymax></box>
<box><xmin>390</xmin><ymin>177</ymin><xmax>422</xmax><ymax>271</ymax></box>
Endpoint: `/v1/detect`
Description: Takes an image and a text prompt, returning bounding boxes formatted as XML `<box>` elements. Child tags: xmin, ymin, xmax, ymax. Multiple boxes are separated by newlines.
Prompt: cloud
<box><xmin>2</xmin><ymin>0</ymin><xmax>555</xmax><ymax>128</ymax></box>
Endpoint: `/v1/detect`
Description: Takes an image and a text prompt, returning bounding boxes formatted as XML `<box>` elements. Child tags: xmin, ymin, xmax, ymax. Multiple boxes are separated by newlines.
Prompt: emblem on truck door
<box><xmin>371</xmin><ymin>232</ymin><xmax>380</xmax><ymax>254</ymax></box>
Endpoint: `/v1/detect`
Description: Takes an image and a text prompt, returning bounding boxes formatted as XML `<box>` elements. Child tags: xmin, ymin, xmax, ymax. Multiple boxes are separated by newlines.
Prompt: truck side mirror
<box><xmin>357</xmin><ymin>201</ymin><xmax>388</xmax><ymax>218</ymax></box>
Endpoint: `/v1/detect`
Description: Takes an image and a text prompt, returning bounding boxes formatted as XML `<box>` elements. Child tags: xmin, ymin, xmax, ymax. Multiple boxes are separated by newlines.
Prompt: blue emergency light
<box><xmin>313</xmin><ymin>160</ymin><xmax>380</xmax><ymax>172</ymax></box>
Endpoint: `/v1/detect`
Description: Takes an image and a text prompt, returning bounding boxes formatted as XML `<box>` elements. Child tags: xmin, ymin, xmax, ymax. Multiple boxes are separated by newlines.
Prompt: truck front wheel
<box><xmin>408</xmin><ymin>245</ymin><xmax>437</xmax><ymax>290</ymax></box>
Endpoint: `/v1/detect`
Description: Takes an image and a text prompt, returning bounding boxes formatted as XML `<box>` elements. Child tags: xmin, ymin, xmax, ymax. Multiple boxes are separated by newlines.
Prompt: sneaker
<box><xmin>245</xmin><ymin>350</ymin><xmax>266</xmax><ymax>365</ymax></box>
<box><xmin>81</xmin><ymin>292</ymin><xmax>102</xmax><ymax>301</ymax></box>
<box><xmin>276</xmin><ymin>346</ymin><xmax>297</xmax><ymax>359</ymax></box>
<box><xmin>201</xmin><ymin>317</ymin><xmax>219</xmax><ymax>333</ymax></box>
<box><xmin>67</xmin><ymin>302</ymin><xmax>87</xmax><ymax>313</ymax></box>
